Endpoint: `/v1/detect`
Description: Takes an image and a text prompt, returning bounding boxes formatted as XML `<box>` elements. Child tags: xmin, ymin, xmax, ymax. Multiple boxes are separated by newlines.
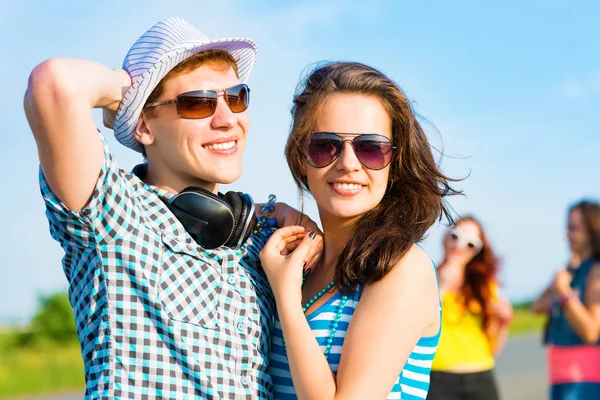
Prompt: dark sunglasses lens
<box><xmin>306</xmin><ymin>133</ymin><xmax>342</xmax><ymax>168</ymax></box>
<box><xmin>226</xmin><ymin>85</ymin><xmax>250</xmax><ymax>113</ymax></box>
<box><xmin>353</xmin><ymin>135</ymin><xmax>394</xmax><ymax>170</ymax></box>
<box><xmin>177</xmin><ymin>93</ymin><xmax>217</xmax><ymax>119</ymax></box>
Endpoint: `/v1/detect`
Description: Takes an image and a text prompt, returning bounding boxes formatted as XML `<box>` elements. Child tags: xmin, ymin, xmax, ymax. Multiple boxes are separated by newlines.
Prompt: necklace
<box><xmin>283</xmin><ymin>279</ymin><xmax>349</xmax><ymax>360</ymax></box>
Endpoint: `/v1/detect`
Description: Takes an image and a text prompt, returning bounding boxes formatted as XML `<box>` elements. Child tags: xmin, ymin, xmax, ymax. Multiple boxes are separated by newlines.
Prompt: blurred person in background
<box><xmin>532</xmin><ymin>200</ymin><xmax>600</xmax><ymax>400</ymax></box>
<box><xmin>427</xmin><ymin>216</ymin><xmax>512</xmax><ymax>400</ymax></box>
<box><xmin>532</xmin><ymin>251</ymin><xmax>580</xmax><ymax>345</ymax></box>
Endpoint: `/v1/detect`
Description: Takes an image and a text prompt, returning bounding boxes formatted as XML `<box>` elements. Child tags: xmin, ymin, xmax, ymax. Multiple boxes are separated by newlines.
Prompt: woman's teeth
<box><xmin>204</xmin><ymin>141</ymin><xmax>235</xmax><ymax>150</ymax></box>
<box><xmin>332</xmin><ymin>183</ymin><xmax>363</xmax><ymax>191</ymax></box>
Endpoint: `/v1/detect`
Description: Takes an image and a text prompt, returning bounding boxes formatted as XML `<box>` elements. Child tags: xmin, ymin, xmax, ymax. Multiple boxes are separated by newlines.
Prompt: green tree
<box><xmin>20</xmin><ymin>292</ymin><xmax>78</xmax><ymax>346</ymax></box>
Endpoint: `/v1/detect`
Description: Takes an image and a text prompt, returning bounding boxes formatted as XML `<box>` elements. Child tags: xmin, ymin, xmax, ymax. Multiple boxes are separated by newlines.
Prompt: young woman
<box><xmin>533</xmin><ymin>200</ymin><xmax>600</xmax><ymax>400</ymax></box>
<box><xmin>260</xmin><ymin>61</ymin><xmax>458</xmax><ymax>399</ymax></box>
<box><xmin>427</xmin><ymin>216</ymin><xmax>513</xmax><ymax>400</ymax></box>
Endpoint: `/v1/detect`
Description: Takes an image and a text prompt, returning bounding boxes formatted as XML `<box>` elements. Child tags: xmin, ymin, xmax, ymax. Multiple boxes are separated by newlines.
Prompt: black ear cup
<box><xmin>223</xmin><ymin>191</ymin><xmax>256</xmax><ymax>249</ymax></box>
<box><xmin>165</xmin><ymin>187</ymin><xmax>255</xmax><ymax>250</ymax></box>
<box><xmin>168</xmin><ymin>187</ymin><xmax>234</xmax><ymax>249</ymax></box>
<box><xmin>223</xmin><ymin>191</ymin><xmax>244</xmax><ymax>247</ymax></box>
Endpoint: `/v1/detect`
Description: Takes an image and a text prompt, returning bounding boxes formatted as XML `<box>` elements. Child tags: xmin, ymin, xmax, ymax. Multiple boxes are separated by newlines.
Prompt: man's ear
<box><xmin>135</xmin><ymin>112</ymin><xmax>155</xmax><ymax>147</ymax></box>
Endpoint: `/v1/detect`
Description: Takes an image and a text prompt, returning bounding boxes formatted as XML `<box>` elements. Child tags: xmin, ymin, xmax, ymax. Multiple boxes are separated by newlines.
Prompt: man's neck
<box><xmin>143</xmin><ymin>162</ymin><xmax>217</xmax><ymax>194</ymax></box>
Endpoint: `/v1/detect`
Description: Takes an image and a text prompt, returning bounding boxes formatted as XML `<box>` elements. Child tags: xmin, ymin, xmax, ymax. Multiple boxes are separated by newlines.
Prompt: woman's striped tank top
<box><xmin>269</xmin><ymin>266</ymin><xmax>441</xmax><ymax>399</ymax></box>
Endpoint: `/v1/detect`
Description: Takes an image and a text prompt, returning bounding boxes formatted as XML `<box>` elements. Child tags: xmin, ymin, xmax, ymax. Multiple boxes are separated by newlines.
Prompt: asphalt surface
<box><xmin>496</xmin><ymin>334</ymin><xmax>548</xmax><ymax>400</ymax></box>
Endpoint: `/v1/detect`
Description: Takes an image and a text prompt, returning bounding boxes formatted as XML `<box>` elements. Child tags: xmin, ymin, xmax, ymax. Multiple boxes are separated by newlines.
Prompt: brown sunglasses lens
<box><xmin>226</xmin><ymin>85</ymin><xmax>250</xmax><ymax>113</ymax></box>
<box><xmin>176</xmin><ymin>85</ymin><xmax>249</xmax><ymax>119</ymax></box>
<box><xmin>177</xmin><ymin>95</ymin><xmax>217</xmax><ymax>119</ymax></box>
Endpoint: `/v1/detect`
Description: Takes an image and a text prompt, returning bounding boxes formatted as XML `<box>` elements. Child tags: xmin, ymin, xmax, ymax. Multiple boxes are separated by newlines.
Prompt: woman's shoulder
<box><xmin>589</xmin><ymin>261</ymin><xmax>600</xmax><ymax>279</ymax></box>
<box><xmin>398</xmin><ymin>244</ymin><xmax>435</xmax><ymax>274</ymax></box>
<box><xmin>365</xmin><ymin>244</ymin><xmax>436</xmax><ymax>297</ymax></box>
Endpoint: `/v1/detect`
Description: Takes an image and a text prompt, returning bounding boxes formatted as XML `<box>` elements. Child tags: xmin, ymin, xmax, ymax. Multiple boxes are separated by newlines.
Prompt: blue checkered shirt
<box><xmin>40</xmin><ymin>136</ymin><xmax>275</xmax><ymax>399</ymax></box>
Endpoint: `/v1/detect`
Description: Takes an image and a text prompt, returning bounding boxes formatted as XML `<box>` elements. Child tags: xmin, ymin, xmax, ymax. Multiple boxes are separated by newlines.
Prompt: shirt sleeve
<box><xmin>241</xmin><ymin>232</ymin><xmax>273</xmax><ymax>298</ymax></box>
<box><xmin>39</xmin><ymin>133</ymin><xmax>141</xmax><ymax>249</ymax></box>
<box><xmin>243</xmin><ymin>232</ymin><xmax>268</xmax><ymax>267</ymax></box>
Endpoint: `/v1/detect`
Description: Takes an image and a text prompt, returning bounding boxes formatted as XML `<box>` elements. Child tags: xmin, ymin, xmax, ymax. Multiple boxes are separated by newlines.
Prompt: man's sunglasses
<box><xmin>143</xmin><ymin>83</ymin><xmax>250</xmax><ymax>119</ymax></box>
<box><xmin>305</xmin><ymin>132</ymin><xmax>397</xmax><ymax>170</ymax></box>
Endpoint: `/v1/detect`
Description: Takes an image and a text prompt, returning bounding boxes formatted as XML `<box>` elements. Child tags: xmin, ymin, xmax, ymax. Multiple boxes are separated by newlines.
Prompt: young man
<box><xmin>24</xmin><ymin>18</ymin><xmax>319</xmax><ymax>399</ymax></box>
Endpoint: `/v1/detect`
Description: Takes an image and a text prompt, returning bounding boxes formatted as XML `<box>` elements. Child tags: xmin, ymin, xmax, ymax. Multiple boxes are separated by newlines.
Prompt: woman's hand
<box><xmin>492</xmin><ymin>296</ymin><xmax>513</xmax><ymax>326</ymax></box>
<box><xmin>552</xmin><ymin>269</ymin><xmax>574</xmax><ymax>297</ymax></box>
<box><xmin>269</xmin><ymin>203</ymin><xmax>324</xmax><ymax>270</ymax></box>
<box><xmin>260</xmin><ymin>226</ymin><xmax>318</xmax><ymax>303</ymax></box>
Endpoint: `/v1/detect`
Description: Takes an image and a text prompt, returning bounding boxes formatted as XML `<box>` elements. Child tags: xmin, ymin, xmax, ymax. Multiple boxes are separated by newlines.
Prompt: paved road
<box><xmin>496</xmin><ymin>335</ymin><xmax>548</xmax><ymax>400</ymax></box>
<box><xmin>22</xmin><ymin>335</ymin><xmax>548</xmax><ymax>400</ymax></box>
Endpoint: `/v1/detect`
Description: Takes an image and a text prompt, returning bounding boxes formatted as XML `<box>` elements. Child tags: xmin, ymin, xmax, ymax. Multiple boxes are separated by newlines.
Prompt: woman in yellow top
<box><xmin>427</xmin><ymin>216</ymin><xmax>513</xmax><ymax>400</ymax></box>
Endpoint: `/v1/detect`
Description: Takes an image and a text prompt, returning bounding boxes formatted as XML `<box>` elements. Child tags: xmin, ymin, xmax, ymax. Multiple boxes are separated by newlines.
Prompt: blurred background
<box><xmin>1</xmin><ymin>1</ymin><xmax>599</xmax><ymax>399</ymax></box>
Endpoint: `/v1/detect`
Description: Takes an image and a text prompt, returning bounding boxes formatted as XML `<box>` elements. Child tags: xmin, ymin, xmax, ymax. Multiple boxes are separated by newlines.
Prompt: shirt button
<box><xmin>237</xmin><ymin>321</ymin><xmax>245</xmax><ymax>332</ymax></box>
<box><xmin>227</xmin><ymin>274</ymin><xmax>236</xmax><ymax>285</ymax></box>
<box><xmin>240</xmin><ymin>375</ymin><xmax>249</xmax><ymax>386</ymax></box>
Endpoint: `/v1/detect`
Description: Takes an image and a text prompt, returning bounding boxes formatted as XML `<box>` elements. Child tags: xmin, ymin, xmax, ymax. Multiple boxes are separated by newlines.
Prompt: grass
<box><xmin>509</xmin><ymin>304</ymin><xmax>547</xmax><ymax>337</ymax></box>
<box><xmin>0</xmin><ymin>332</ymin><xmax>84</xmax><ymax>399</ymax></box>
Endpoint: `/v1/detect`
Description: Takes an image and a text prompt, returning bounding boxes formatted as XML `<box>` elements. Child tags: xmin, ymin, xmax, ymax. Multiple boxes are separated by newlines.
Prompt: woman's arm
<box><xmin>486</xmin><ymin>296</ymin><xmax>513</xmax><ymax>356</ymax></box>
<box><xmin>557</xmin><ymin>263</ymin><xmax>600</xmax><ymax>344</ymax></box>
<box><xmin>532</xmin><ymin>284</ymin><xmax>555</xmax><ymax>314</ymax></box>
<box><xmin>260</xmin><ymin>227</ymin><xmax>337</xmax><ymax>399</ymax></box>
<box><xmin>491</xmin><ymin>323</ymin><xmax>510</xmax><ymax>356</ymax></box>
<box><xmin>275</xmin><ymin>288</ymin><xmax>338</xmax><ymax>399</ymax></box>
<box><xmin>533</xmin><ymin>255</ymin><xmax>580</xmax><ymax>314</ymax></box>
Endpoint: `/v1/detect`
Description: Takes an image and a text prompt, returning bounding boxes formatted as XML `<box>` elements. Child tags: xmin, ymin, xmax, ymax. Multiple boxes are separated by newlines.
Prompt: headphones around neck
<box><xmin>165</xmin><ymin>186</ymin><xmax>256</xmax><ymax>250</ymax></box>
<box><xmin>132</xmin><ymin>164</ymin><xmax>256</xmax><ymax>250</ymax></box>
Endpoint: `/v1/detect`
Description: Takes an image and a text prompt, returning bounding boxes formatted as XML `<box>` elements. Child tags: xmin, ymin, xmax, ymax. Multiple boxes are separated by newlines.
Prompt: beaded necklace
<box><xmin>283</xmin><ymin>277</ymin><xmax>349</xmax><ymax>360</ymax></box>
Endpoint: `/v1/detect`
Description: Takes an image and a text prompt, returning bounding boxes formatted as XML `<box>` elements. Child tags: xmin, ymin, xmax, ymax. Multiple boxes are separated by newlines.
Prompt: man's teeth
<box><xmin>332</xmin><ymin>183</ymin><xmax>363</xmax><ymax>191</ymax></box>
<box><xmin>205</xmin><ymin>141</ymin><xmax>235</xmax><ymax>150</ymax></box>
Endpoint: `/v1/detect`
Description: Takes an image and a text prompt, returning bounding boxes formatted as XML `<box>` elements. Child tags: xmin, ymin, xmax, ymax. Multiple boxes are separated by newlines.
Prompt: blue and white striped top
<box><xmin>270</xmin><ymin>277</ymin><xmax>440</xmax><ymax>399</ymax></box>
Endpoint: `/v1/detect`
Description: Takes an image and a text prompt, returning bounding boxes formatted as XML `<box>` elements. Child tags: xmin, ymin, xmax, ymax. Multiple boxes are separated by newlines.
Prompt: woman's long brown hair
<box><xmin>439</xmin><ymin>216</ymin><xmax>499</xmax><ymax>328</ymax></box>
<box><xmin>285</xmin><ymin>61</ymin><xmax>460</xmax><ymax>293</ymax></box>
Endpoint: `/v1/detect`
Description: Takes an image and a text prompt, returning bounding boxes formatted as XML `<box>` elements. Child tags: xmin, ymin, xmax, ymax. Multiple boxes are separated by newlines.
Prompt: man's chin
<box><xmin>212</xmin><ymin>171</ymin><xmax>243</xmax><ymax>185</ymax></box>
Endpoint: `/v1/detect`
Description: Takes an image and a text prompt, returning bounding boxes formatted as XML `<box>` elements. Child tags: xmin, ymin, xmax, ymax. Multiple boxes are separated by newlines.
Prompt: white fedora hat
<box><xmin>114</xmin><ymin>17</ymin><xmax>258</xmax><ymax>153</ymax></box>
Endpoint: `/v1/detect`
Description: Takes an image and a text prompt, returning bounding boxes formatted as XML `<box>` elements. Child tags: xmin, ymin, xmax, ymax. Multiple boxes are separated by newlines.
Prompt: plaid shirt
<box><xmin>40</xmin><ymin>135</ymin><xmax>275</xmax><ymax>399</ymax></box>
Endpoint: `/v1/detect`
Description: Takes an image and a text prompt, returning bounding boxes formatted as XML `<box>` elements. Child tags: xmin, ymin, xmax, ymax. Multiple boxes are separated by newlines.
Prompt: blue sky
<box><xmin>2</xmin><ymin>0</ymin><xmax>599</xmax><ymax>321</ymax></box>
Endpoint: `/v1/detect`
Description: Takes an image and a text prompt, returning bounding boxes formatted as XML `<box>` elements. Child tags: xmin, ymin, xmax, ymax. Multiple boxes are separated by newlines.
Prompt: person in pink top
<box><xmin>532</xmin><ymin>200</ymin><xmax>600</xmax><ymax>400</ymax></box>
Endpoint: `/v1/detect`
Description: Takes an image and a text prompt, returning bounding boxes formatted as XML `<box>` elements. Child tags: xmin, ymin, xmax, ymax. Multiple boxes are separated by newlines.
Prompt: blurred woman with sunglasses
<box><xmin>533</xmin><ymin>200</ymin><xmax>600</xmax><ymax>400</ymax></box>
<box><xmin>259</xmin><ymin>61</ymin><xmax>460</xmax><ymax>400</ymax></box>
<box><xmin>427</xmin><ymin>216</ymin><xmax>512</xmax><ymax>400</ymax></box>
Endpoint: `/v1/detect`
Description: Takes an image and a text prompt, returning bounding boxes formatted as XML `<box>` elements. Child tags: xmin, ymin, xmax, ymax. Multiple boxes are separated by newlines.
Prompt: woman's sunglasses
<box><xmin>448</xmin><ymin>227</ymin><xmax>483</xmax><ymax>253</ymax></box>
<box><xmin>305</xmin><ymin>132</ymin><xmax>397</xmax><ymax>170</ymax></box>
<box><xmin>143</xmin><ymin>83</ymin><xmax>250</xmax><ymax>119</ymax></box>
